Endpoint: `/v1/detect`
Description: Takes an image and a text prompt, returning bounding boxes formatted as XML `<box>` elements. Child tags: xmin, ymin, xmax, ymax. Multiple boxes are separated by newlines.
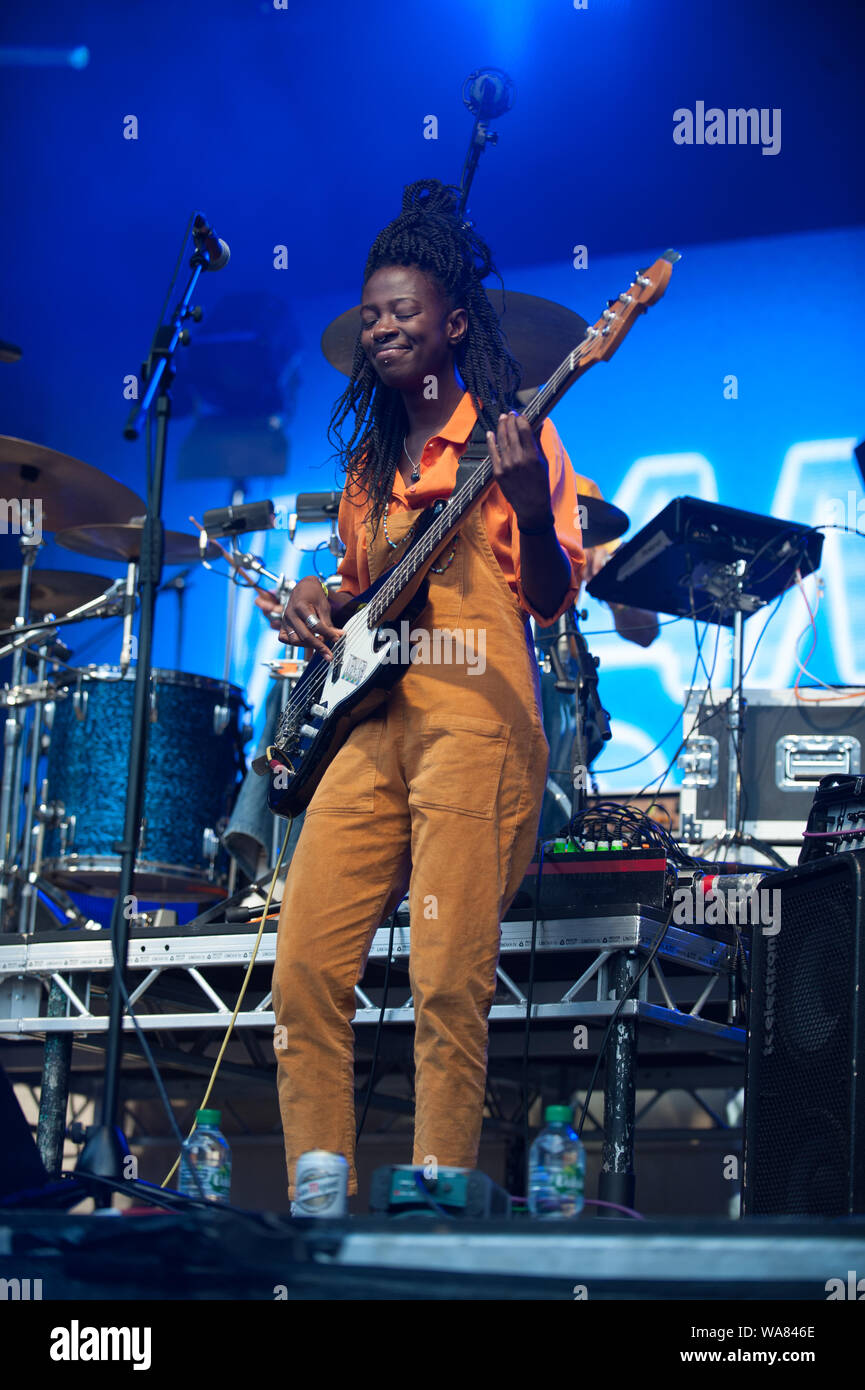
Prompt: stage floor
<box><xmin>2</xmin><ymin>1208</ymin><xmax>863</xmax><ymax>1301</ymax></box>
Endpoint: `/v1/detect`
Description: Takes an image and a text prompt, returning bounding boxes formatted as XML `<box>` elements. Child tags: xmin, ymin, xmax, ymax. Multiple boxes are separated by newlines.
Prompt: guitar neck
<box><xmin>366</xmin><ymin>250</ymin><xmax>679</xmax><ymax>627</ymax></box>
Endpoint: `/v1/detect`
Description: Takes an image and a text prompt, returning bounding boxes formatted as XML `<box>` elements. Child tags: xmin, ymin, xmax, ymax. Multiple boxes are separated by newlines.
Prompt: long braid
<box><xmin>327</xmin><ymin>179</ymin><xmax>521</xmax><ymax>530</ymax></box>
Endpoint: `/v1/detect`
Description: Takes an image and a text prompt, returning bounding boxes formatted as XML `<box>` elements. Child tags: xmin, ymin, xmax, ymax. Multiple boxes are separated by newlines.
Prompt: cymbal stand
<box><xmin>18</xmin><ymin>633</ymin><xmax>55</xmax><ymax>934</ymax></box>
<box><xmin>222</xmin><ymin>486</ymin><xmax>245</xmax><ymax>683</ymax></box>
<box><xmin>0</xmin><ymin>531</ymin><xmax>41</xmax><ymax>929</ymax></box>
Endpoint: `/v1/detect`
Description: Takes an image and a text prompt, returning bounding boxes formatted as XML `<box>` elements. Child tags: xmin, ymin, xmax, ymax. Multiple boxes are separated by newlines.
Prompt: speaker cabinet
<box><xmin>742</xmin><ymin>852</ymin><xmax>865</xmax><ymax>1215</ymax></box>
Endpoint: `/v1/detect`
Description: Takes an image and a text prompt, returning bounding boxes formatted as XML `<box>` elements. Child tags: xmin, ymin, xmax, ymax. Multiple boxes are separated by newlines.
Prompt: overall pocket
<box><xmin>411</xmin><ymin>713</ymin><xmax>510</xmax><ymax>820</ymax></box>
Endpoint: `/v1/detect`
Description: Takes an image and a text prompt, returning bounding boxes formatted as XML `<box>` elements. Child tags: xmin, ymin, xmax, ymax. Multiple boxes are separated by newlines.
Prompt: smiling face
<box><xmin>360</xmin><ymin>265</ymin><xmax>467</xmax><ymax>391</ymax></box>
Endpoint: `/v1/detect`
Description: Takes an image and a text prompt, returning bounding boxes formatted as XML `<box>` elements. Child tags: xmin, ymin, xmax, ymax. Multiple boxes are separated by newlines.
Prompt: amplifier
<box><xmin>799</xmin><ymin>774</ymin><xmax>865</xmax><ymax>864</ymax></box>
<box><xmin>742</xmin><ymin>851</ymin><xmax>865</xmax><ymax>1216</ymax></box>
<box><xmin>678</xmin><ymin>688</ymin><xmax>865</xmax><ymax>864</ymax></box>
<box><xmin>508</xmin><ymin>844</ymin><xmax>676</xmax><ymax>920</ymax></box>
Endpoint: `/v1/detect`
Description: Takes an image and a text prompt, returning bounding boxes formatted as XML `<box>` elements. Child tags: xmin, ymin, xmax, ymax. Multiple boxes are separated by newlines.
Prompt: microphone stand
<box><xmin>75</xmin><ymin>223</ymin><xmax>218</xmax><ymax>1194</ymax></box>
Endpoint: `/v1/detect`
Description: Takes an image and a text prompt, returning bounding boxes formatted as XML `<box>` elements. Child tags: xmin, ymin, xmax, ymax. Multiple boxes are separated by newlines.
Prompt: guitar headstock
<box><xmin>524</xmin><ymin>250</ymin><xmax>681</xmax><ymax>423</ymax></box>
<box><xmin>578</xmin><ymin>250</ymin><xmax>680</xmax><ymax>370</ymax></box>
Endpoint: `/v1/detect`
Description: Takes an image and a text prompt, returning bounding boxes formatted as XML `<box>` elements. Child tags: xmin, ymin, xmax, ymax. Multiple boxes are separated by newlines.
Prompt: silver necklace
<box><xmin>403</xmin><ymin>436</ymin><xmax>421</xmax><ymax>482</ymax></box>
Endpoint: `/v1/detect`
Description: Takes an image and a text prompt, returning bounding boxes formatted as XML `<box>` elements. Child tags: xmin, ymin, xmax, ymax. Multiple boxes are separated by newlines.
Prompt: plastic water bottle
<box><xmin>528</xmin><ymin>1104</ymin><xmax>585</xmax><ymax>1218</ymax></box>
<box><xmin>179</xmin><ymin>1108</ymin><xmax>232</xmax><ymax>1203</ymax></box>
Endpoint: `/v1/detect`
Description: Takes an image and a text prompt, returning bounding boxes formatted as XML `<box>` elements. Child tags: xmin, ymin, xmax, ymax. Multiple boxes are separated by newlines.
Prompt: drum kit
<box><xmin>0</xmin><ymin>435</ymin><xmax>251</xmax><ymax>933</ymax></box>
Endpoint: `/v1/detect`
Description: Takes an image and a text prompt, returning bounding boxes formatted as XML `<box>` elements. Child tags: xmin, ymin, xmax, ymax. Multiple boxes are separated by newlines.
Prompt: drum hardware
<box><xmin>0</xmin><ymin>533</ymin><xmax>42</xmax><ymax>929</ymax></box>
<box><xmin>201</xmin><ymin>499</ymin><xmax>276</xmax><ymax>539</ymax></box>
<box><xmin>214</xmin><ymin>703</ymin><xmax>230</xmax><ymax>735</ymax></box>
<box><xmin>58</xmin><ymin>813</ymin><xmax>75</xmax><ymax>857</ymax></box>
<box><xmin>55</xmin><ymin>522</ymin><xmax>224</xmax><ymax>676</ymax></box>
<box><xmin>19</xmin><ymin>638</ymin><xmax>57</xmax><ymax>935</ymax></box>
<box><xmin>191</xmin><ymin>512</ymin><xmax>295</xmax><ymax>623</ymax></box>
<box><xmin>202</xmin><ymin>828</ymin><xmax>221</xmax><ymax>880</ymax></box>
<box><xmin>0</xmin><ymin>577</ymin><xmax>128</xmax><ymax>655</ymax></box>
<box><xmin>119</xmin><ymin>560</ymin><xmax>137</xmax><ymax>674</ymax></box>
<box><xmin>0</xmin><ymin>680</ymin><xmax>66</xmax><ymax>709</ymax></box>
<box><xmin>0</xmin><ymin>431</ymin><xmax>150</xmax><ymax>938</ymax></box>
<box><xmin>289</xmin><ymin>492</ymin><xmax>345</xmax><ymax>563</ymax></box>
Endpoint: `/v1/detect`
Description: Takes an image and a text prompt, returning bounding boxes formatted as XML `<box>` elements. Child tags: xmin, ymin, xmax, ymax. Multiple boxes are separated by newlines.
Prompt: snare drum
<box><xmin>42</xmin><ymin>666</ymin><xmax>250</xmax><ymax>900</ymax></box>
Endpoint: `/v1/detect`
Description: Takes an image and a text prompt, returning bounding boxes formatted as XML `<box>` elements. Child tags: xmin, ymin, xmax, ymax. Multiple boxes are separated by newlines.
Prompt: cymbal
<box><xmin>0</xmin><ymin>438</ymin><xmax>145</xmax><ymax>532</ymax></box>
<box><xmin>55</xmin><ymin>522</ymin><xmax>221</xmax><ymax>565</ymax></box>
<box><xmin>321</xmin><ymin>290</ymin><xmax>588</xmax><ymax>390</ymax></box>
<box><xmin>578</xmin><ymin>495</ymin><xmax>629</xmax><ymax>550</ymax></box>
<box><xmin>0</xmin><ymin>570</ymin><xmax>112</xmax><ymax>626</ymax></box>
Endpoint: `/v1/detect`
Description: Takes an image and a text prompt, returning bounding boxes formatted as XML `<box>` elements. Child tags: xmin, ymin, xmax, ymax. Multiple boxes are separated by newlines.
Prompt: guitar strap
<box><xmin>453</xmin><ymin>418</ymin><xmax>490</xmax><ymax>496</ymax></box>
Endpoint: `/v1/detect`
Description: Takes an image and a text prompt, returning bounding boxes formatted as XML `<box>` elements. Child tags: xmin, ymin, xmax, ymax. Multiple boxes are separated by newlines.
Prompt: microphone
<box><xmin>192</xmin><ymin>213</ymin><xmax>231</xmax><ymax>272</ymax></box>
<box><xmin>461</xmin><ymin>68</ymin><xmax>515</xmax><ymax>121</ymax></box>
<box><xmin>202</xmin><ymin>499</ymin><xmax>275</xmax><ymax>537</ymax></box>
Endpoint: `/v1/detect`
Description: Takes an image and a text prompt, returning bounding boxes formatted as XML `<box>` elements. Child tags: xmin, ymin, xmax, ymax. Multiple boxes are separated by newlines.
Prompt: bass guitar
<box><xmin>262</xmin><ymin>250</ymin><xmax>680</xmax><ymax>817</ymax></box>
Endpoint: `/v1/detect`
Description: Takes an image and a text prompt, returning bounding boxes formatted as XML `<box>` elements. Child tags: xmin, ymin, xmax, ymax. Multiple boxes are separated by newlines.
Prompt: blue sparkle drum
<box><xmin>42</xmin><ymin>666</ymin><xmax>250</xmax><ymax>900</ymax></box>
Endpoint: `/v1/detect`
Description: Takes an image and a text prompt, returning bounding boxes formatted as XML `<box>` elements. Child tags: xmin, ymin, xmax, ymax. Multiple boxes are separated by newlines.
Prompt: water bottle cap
<box><xmin>545</xmin><ymin>1105</ymin><xmax>573</xmax><ymax>1124</ymax></box>
<box><xmin>195</xmin><ymin>1108</ymin><xmax>221</xmax><ymax>1126</ymax></box>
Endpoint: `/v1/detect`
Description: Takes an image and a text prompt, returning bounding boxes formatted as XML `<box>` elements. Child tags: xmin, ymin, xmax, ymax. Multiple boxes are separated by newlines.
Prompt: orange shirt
<box><xmin>335</xmin><ymin>390</ymin><xmax>586</xmax><ymax>626</ymax></box>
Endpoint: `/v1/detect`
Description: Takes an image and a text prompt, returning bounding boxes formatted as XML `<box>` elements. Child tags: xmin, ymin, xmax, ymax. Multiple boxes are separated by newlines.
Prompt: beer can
<box><xmin>294</xmin><ymin>1149</ymin><xmax>349</xmax><ymax>1217</ymax></box>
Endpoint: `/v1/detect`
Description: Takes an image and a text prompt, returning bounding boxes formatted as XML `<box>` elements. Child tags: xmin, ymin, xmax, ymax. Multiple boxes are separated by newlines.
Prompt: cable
<box><xmin>355</xmin><ymin>911</ymin><xmax>397</xmax><ymax>1144</ymax></box>
<box><xmin>595</xmin><ymin>602</ymin><xmax>727</xmax><ymax>784</ymax></box>
<box><xmin>791</xmin><ymin>571</ymin><xmax>865</xmax><ymax>702</ymax></box>
<box><xmin>114</xmin><ymin>974</ymin><xmax>207</xmax><ymax>1203</ymax></box>
<box><xmin>741</xmin><ymin>587</ymin><xmax>786</xmax><ymax>681</ymax></box>
<box><xmin>521</xmin><ymin>838</ymin><xmax>544</xmax><ymax>1180</ymax></box>
<box><xmin>161</xmin><ymin>819</ymin><xmax>292</xmax><ymax>1188</ymax></box>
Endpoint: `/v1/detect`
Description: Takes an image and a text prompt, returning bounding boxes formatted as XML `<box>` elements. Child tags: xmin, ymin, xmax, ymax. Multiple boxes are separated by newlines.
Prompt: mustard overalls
<box><xmin>272</xmin><ymin>501</ymin><xmax>551</xmax><ymax>1197</ymax></box>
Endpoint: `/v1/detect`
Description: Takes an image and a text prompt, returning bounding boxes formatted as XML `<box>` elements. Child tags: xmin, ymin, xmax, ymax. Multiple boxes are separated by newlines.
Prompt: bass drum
<box><xmin>42</xmin><ymin>666</ymin><xmax>250</xmax><ymax>900</ymax></box>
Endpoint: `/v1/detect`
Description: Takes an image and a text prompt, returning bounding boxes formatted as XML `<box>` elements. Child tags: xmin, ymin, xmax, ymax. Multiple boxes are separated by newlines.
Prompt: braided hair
<box><xmin>327</xmin><ymin>178</ymin><xmax>521</xmax><ymax>529</ymax></box>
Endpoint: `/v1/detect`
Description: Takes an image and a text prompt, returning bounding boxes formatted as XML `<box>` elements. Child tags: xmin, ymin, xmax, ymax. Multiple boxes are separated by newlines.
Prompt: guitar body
<box><xmin>265</xmin><ymin>567</ymin><xmax>431</xmax><ymax>818</ymax></box>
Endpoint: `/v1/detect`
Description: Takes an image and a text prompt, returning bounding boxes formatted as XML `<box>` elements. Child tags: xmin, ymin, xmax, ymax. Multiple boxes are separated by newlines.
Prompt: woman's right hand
<box><xmin>262</xmin><ymin>575</ymin><xmax>345</xmax><ymax>662</ymax></box>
